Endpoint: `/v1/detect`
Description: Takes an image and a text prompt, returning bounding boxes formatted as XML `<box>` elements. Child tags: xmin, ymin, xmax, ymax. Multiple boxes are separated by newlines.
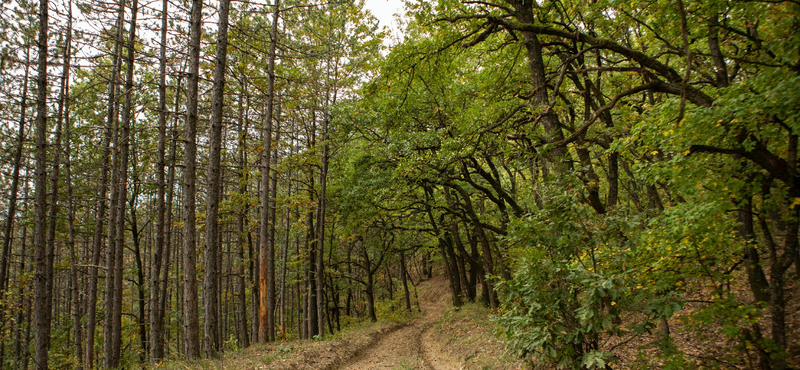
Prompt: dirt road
<box><xmin>335</xmin><ymin>276</ymin><xmax>460</xmax><ymax>370</ymax></box>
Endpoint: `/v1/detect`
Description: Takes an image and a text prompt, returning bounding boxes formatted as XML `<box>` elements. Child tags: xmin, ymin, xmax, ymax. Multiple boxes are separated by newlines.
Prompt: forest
<box><xmin>0</xmin><ymin>0</ymin><xmax>797</xmax><ymax>368</ymax></box>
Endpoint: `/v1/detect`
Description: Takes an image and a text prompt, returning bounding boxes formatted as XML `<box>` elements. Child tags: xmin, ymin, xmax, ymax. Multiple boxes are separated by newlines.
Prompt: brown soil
<box><xmin>334</xmin><ymin>276</ymin><xmax>463</xmax><ymax>370</ymax></box>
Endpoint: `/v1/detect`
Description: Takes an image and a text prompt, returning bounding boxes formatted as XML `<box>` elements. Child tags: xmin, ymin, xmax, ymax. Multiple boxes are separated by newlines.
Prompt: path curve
<box><xmin>335</xmin><ymin>277</ymin><xmax>460</xmax><ymax>370</ymax></box>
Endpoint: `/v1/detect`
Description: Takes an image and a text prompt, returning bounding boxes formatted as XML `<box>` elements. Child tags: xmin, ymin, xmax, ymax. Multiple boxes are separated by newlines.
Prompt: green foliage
<box><xmin>374</xmin><ymin>296</ymin><xmax>419</xmax><ymax>323</ymax></box>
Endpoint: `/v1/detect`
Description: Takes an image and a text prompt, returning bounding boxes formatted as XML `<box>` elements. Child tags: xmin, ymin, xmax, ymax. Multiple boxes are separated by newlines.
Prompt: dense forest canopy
<box><xmin>0</xmin><ymin>0</ymin><xmax>797</xmax><ymax>368</ymax></box>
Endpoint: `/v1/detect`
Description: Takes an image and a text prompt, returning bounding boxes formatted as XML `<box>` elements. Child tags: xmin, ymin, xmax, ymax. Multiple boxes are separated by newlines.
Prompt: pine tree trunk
<box><xmin>87</xmin><ymin>6</ymin><xmax>123</xmax><ymax>362</ymax></box>
<box><xmin>183</xmin><ymin>0</ymin><xmax>203</xmax><ymax>356</ymax></box>
<box><xmin>204</xmin><ymin>0</ymin><xmax>231</xmax><ymax>355</ymax></box>
<box><xmin>107</xmin><ymin>2</ymin><xmax>139</xmax><ymax>365</ymax></box>
<box><xmin>316</xmin><ymin>117</ymin><xmax>328</xmax><ymax>337</ymax></box>
<box><xmin>14</xmin><ymin>198</ymin><xmax>29</xmax><ymax>370</ymax></box>
<box><xmin>149</xmin><ymin>0</ymin><xmax>169</xmax><ymax>361</ymax></box>
<box><xmin>130</xmin><ymin>187</ymin><xmax>148</xmax><ymax>358</ymax></box>
<box><xmin>236</xmin><ymin>89</ymin><xmax>251</xmax><ymax>349</ymax></box>
<box><xmin>307</xmin><ymin>207</ymin><xmax>318</xmax><ymax>337</ymax></box>
<box><xmin>32</xmin><ymin>0</ymin><xmax>51</xmax><ymax>366</ymax></box>
<box><xmin>0</xmin><ymin>42</ymin><xmax>30</xmax><ymax>370</ymax></box>
<box><xmin>268</xmin><ymin>111</ymin><xmax>280</xmax><ymax>338</ymax></box>
<box><xmin>259</xmin><ymin>0</ymin><xmax>280</xmax><ymax>343</ymax></box>
<box><xmin>279</xmin><ymin>137</ymin><xmax>292</xmax><ymax>340</ymax></box>
<box><xmin>103</xmin><ymin>0</ymin><xmax>126</xmax><ymax>364</ymax></box>
<box><xmin>160</xmin><ymin>110</ymin><xmax>179</xmax><ymax>358</ymax></box>
<box><xmin>62</xmin><ymin>7</ymin><xmax>83</xmax><ymax>366</ymax></box>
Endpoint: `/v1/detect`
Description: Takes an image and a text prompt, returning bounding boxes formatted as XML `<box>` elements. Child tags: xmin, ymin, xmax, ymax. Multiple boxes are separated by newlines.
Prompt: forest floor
<box><xmin>332</xmin><ymin>275</ymin><xmax>524</xmax><ymax>369</ymax></box>
<box><xmin>157</xmin><ymin>275</ymin><xmax>523</xmax><ymax>370</ymax></box>
<box><xmin>154</xmin><ymin>271</ymin><xmax>799</xmax><ymax>370</ymax></box>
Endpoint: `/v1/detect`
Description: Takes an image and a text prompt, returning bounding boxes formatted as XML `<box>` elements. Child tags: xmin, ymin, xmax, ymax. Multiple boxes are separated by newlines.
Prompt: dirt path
<box><xmin>335</xmin><ymin>277</ymin><xmax>460</xmax><ymax>370</ymax></box>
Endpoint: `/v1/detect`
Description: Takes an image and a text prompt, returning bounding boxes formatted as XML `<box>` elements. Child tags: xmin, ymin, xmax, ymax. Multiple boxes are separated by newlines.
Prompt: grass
<box><xmin>147</xmin><ymin>297</ymin><xmax>419</xmax><ymax>370</ymax></box>
<box><xmin>433</xmin><ymin>302</ymin><xmax>526</xmax><ymax>370</ymax></box>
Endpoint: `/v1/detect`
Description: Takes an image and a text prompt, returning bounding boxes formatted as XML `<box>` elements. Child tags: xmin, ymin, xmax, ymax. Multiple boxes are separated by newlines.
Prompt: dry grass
<box><xmin>148</xmin><ymin>312</ymin><xmax>407</xmax><ymax>370</ymax></box>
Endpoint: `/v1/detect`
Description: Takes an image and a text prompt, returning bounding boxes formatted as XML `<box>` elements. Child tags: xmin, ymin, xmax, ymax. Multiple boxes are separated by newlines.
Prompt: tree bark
<box><xmin>149</xmin><ymin>0</ymin><xmax>169</xmax><ymax>361</ymax></box>
<box><xmin>182</xmin><ymin>0</ymin><xmax>203</xmax><ymax>357</ymax></box>
<box><xmin>236</xmin><ymin>88</ymin><xmax>251</xmax><ymax>349</ymax></box>
<box><xmin>109</xmin><ymin>0</ymin><xmax>138</xmax><ymax>365</ymax></box>
<box><xmin>62</xmin><ymin>7</ymin><xmax>83</xmax><ymax>367</ymax></box>
<box><xmin>103</xmin><ymin>0</ymin><xmax>126</xmax><ymax>364</ymax></box>
<box><xmin>32</xmin><ymin>0</ymin><xmax>51</xmax><ymax>364</ymax></box>
<box><xmin>0</xmin><ymin>41</ymin><xmax>30</xmax><ymax>370</ymax></box>
<box><xmin>204</xmin><ymin>0</ymin><xmax>231</xmax><ymax>355</ymax></box>
<box><xmin>87</xmin><ymin>5</ymin><xmax>123</xmax><ymax>365</ymax></box>
<box><xmin>259</xmin><ymin>0</ymin><xmax>280</xmax><ymax>343</ymax></box>
<box><xmin>509</xmin><ymin>1</ymin><xmax>571</xmax><ymax>174</ymax></box>
<box><xmin>316</xmin><ymin>112</ymin><xmax>329</xmax><ymax>337</ymax></box>
<box><xmin>400</xmin><ymin>251</ymin><xmax>411</xmax><ymax>311</ymax></box>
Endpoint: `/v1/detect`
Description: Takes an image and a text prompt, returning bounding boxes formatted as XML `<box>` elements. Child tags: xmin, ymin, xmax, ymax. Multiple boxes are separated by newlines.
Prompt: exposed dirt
<box><xmin>335</xmin><ymin>276</ymin><xmax>463</xmax><ymax>370</ymax></box>
<box><xmin>171</xmin><ymin>276</ymin><xmax>510</xmax><ymax>370</ymax></box>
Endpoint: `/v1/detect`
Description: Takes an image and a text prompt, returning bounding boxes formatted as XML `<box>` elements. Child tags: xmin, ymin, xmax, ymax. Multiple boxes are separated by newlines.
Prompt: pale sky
<box><xmin>363</xmin><ymin>0</ymin><xmax>407</xmax><ymax>41</ymax></box>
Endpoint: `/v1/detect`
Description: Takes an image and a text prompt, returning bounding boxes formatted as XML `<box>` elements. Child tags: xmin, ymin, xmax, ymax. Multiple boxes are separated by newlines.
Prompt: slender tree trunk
<box><xmin>236</xmin><ymin>89</ymin><xmax>251</xmax><ymax>349</ymax></box>
<box><xmin>400</xmin><ymin>251</ymin><xmax>411</xmax><ymax>311</ymax></box>
<box><xmin>103</xmin><ymin>0</ymin><xmax>126</xmax><ymax>363</ymax></box>
<box><xmin>204</xmin><ymin>0</ymin><xmax>231</xmax><ymax>355</ymax></box>
<box><xmin>23</xmin><ymin>271</ymin><xmax>32</xmax><ymax>370</ymax></box>
<box><xmin>451</xmin><ymin>223</ymin><xmax>475</xmax><ymax>302</ymax></box>
<box><xmin>316</xmin><ymin>114</ymin><xmax>328</xmax><ymax>337</ymax></box>
<box><xmin>279</xmin><ymin>155</ymin><xmax>292</xmax><ymax>340</ymax></box>
<box><xmin>36</xmin><ymin>0</ymin><xmax>69</xmax><ymax>368</ymax></box>
<box><xmin>268</xmin><ymin>98</ymin><xmax>281</xmax><ymax>339</ymax></box>
<box><xmin>149</xmin><ymin>0</ymin><xmax>169</xmax><ymax>361</ymax></box>
<box><xmin>739</xmin><ymin>195</ymin><xmax>770</xmax><ymax>303</ymax></box>
<box><xmin>129</xmin><ymin>185</ymin><xmax>148</xmax><ymax>358</ymax></box>
<box><xmin>307</xmin><ymin>208</ymin><xmax>318</xmax><ymax>336</ymax></box>
<box><xmin>14</xmin><ymin>190</ymin><xmax>29</xmax><ymax>370</ymax></box>
<box><xmin>61</xmin><ymin>7</ymin><xmax>83</xmax><ymax>367</ymax></box>
<box><xmin>107</xmin><ymin>2</ymin><xmax>139</xmax><ymax>365</ymax></box>
<box><xmin>365</xmin><ymin>266</ymin><xmax>377</xmax><ymax>322</ymax></box>
<box><xmin>249</xmin><ymin>157</ymin><xmax>259</xmax><ymax>343</ymax></box>
<box><xmin>160</xmin><ymin>111</ymin><xmax>178</xmax><ymax>358</ymax></box>
<box><xmin>0</xmin><ymin>43</ymin><xmax>30</xmax><ymax>370</ymax></box>
<box><xmin>183</xmin><ymin>0</ymin><xmax>203</xmax><ymax>357</ymax></box>
<box><xmin>451</xmin><ymin>184</ymin><xmax>496</xmax><ymax>307</ymax></box>
<box><xmin>259</xmin><ymin>0</ymin><xmax>280</xmax><ymax>343</ymax></box>
<box><xmin>32</xmin><ymin>0</ymin><xmax>50</xmax><ymax>364</ymax></box>
<box><xmin>87</xmin><ymin>7</ymin><xmax>123</xmax><ymax>364</ymax></box>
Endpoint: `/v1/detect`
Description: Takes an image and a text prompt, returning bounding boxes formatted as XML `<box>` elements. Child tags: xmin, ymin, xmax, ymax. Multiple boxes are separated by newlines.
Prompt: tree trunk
<box><xmin>259</xmin><ymin>0</ymin><xmax>281</xmax><ymax>343</ymax></box>
<box><xmin>400</xmin><ymin>251</ymin><xmax>411</xmax><ymax>311</ymax></box>
<box><xmin>365</xmin><ymin>269</ymin><xmax>377</xmax><ymax>322</ymax></box>
<box><xmin>204</xmin><ymin>0</ymin><xmax>231</xmax><ymax>355</ymax></box>
<box><xmin>32</xmin><ymin>0</ymin><xmax>52</xmax><ymax>364</ymax></box>
<box><xmin>149</xmin><ymin>0</ymin><xmax>169</xmax><ymax>361</ymax></box>
<box><xmin>279</xmin><ymin>149</ymin><xmax>292</xmax><ymax>340</ymax></box>
<box><xmin>236</xmin><ymin>88</ymin><xmax>251</xmax><ymax>349</ymax></box>
<box><xmin>182</xmin><ymin>0</ymin><xmax>203</xmax><ymax>356</ymax></box>
<box><xmin>268</xmin><ymin>97</ymin><xmax>281</xmax><ymax>339</ymax></box>
<box><xmin>307</xmin><ymin>208</ymin><xmax>318</xmax><ymax>337</ymax></box>
<box><xmin>129</xmin><ymin>185</ymin><xmax>148</xmax><ymax>359</ymax></box>
<box><xmin>510</xmin><ymin>1</ymin><xmax>571</xmax><ymax>174</ymax></box>
<box><xmin>739</xmin><ymin>195</ymin><xmax>770</xmax><ymax>303</ymax></box>
<box><xmin>103</xmin><ymin>0</ymin><xmax>126</xmax><ymax>364</ymax></box>
<box><xmin>160</xmin><ymin>111</ymin><xmax>178</xmax><ymax>358</ymax></box>
<box><xmin>113</xmin><ymin>0</ymin><xmax>139</xmax><ymax>368</ymax></box>
<box><xmin>87</xmin><ymin>5</ymin><xmax>123</xmax><ymax>365</ymax></box>
<box><xmin>316</xmin><ymin>119</ymin><xmax>328</xmax><ymax>337</ymax></box>
<box><xmin>0</xmin><ymin>42</ymin><xmax>30</xmax><ymax>370</ymax></box>
<box><xmin>62</xmin><ymin>7</ymin><xmax>83</xmax><ymax>367</ymax></box>
<box><xmin>14</xmin><ymin>194</ymin><xmax>29</xmax><ymax>370</ymax></box>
